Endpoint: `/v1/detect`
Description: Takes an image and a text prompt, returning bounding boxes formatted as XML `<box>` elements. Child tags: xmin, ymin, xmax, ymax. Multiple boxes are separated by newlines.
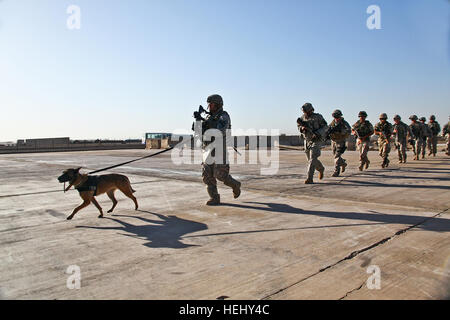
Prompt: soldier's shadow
<box><xmin>76</xmin><ymin>210</ymin><xmax>207</xmax><ymax>249</ymax></box>
<box><xmin>222</xmin><ymin>202</ymin><xmax>450</xmax><ymax>233</ymax></box>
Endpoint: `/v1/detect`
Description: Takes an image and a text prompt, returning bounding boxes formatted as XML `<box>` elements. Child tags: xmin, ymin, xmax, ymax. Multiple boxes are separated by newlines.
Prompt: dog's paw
<box><xmin>98</xmin><ymin>214</ymin><xmax>104</xmax><ymax>218</ymax></box>
<box><xmin>107</xmin><ymin>209</ymin><xmax>113</xmax><ymax>213</ymax></box>
<box><xmin>67</xmin><ymin>215</ymin><xmax>73</xmax><ymax>220</ymax></box>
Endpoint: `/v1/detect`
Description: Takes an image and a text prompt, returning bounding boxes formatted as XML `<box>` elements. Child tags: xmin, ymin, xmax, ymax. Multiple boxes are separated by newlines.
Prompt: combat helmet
<box><xmin>332</xmin><ymin>109</ymin><xmax>343</xmax><ymax>118</ymax></box>
<box><xmin>429</xmin><ymin>115</ymin><xmax>436</xmax><ymax>121</ymax></box>
<box><xmin>419</xmin><ymin>117</ymin><xmax>426</xmax><ymax>122</ymax></box>
<box><xmin>207</xmin><ymin>94</ymin><xmax>223</xmax><ymax>106</ymax></box>
<box><xmin>379</xmin><ymin>113</ymin><xmax>388</xmax><ymax>120</ymax></box>
<box><xmin>302</xmin><ymin>103</ymin><xmax>314</xmax><ymax>113</ymax></box>
<box><xmin>358</xmin><ymin>111</ymin><xmax>368</xmax><ymax>118</ymax></box>
<box><xmin>393</xmin><ymin>114</ymin><xmax>401</xmax><ymax>120</ymax></box>
<box><xmin>409</xmin><ymin>115</ymin><xmax>418</xmax><ymax>121</ymax></box>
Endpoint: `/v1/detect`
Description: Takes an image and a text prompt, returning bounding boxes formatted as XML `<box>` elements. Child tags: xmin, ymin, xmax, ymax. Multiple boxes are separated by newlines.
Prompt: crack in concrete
<box><xmin>261</xmin><ymin>208</ymin><xmax>448</xmax><ymax>300</ymax></box>
<box><xmin>338</xmin><ymin>281</ymin><xmax>366</xmax><ymax>300</ymax></box>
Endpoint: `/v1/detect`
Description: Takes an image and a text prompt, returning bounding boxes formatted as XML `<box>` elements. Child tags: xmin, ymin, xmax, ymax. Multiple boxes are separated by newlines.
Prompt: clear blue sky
<box><xmin>0</xmin><ymin>0</ymin><xmax>449</xmax><ymax>141</ymax></box>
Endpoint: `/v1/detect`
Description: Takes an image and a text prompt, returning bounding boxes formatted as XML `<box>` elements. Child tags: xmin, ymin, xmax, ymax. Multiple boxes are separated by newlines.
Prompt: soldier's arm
<box><xmin>216</xmin><ymin>112</ymin><xmax>231</xmax><ymax>134</ymax></box>
<box><xmin>315</xmin><ymin>115</ymin><xmax>329</xmax><ymax>137</ymax></box>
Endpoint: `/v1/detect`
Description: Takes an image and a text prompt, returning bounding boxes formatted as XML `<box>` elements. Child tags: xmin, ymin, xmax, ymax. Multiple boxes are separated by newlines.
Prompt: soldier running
<box><xmin>409</xmin><ymin>115</ymin><xmax>425</xmax><ymax>160</ymax></box>
<box><xmin>297</xmin><ymin>103</ymin><xmax>328</xmax><ymax>184</ymax></box>
<box><xmin>392</xmin><ymin>114</ymin><xmax>412</xmax><ymax>163</ymax></box>
<box><xmin>352</xmin><ymin>111</ymin><xmax>374</xmax><ymax>171</ymax></box>
<box><xmin>327</xmin><ymin>109</ymin><xmax>351</xmax><ymax>177</ymax></box>
<box><xmin>195</xmin><ymin>94</ymin><xmax>241</xmax><ymax>206</ymax></box>
<box><xmin>427</xmin><ymin>115</ymin><xmax>441</xmax><ymax>157</ymax></box>
<box><xmin>419</xmin><ymin>117</ymin><xmax>432</xmax><ymax>159</ymax></box>
<box><xmin>444</xmin><ymin>117</ymin><xmax>450</xmax><ymax>156</ymax></box>
<box><xmin>374</xmin><ymin>113</ymin><xmax>393</xmax><ymax>168</ymax></box>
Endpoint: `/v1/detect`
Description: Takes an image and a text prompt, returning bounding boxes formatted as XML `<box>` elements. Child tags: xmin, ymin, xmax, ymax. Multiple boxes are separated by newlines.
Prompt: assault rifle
<box><xmin>297</xmin><ymin>117</ymin><xmax>321</xmax><ymax>140</ymax></box>
<box><xmin>192</xmin><ymin>105</ymin><xmax>241</xmax><ymax>155</ymax></box>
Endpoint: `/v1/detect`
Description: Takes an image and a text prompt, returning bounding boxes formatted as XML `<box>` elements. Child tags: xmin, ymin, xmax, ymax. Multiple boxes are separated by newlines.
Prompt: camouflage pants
<box><xmin>447</xmin><ymin>135</ymin><xmax>450</xmax><ymax>155</ymax></box>
<box><xmin>395</xmin><ymin>140</ymin><xmax>407</xmax><ymax>162</ymax></box>
<box><xmin>305</xmin><ymin>141</ymin><xmax>324</xmax><ymax>180</ymax></box>
<box><xmin>202</xmin><ymin>163</ymin><xmax>232</xmax><ymax>186</ymax></box>
<box><xmin>428</xmin><ymin>136</ymin><xmax>438</xmax><ymax>155</ymax></box>
<box><xmin>332</xmin><ymin>140</ymin><xmax>347</xmax><ymax>171</ymax></box>
<box><xmin>419</xmin><ymin>138</ymin><xmax>427</xmax><ymax>156</ymax></box>
<box><xmin>357</xmin><ymin>139</ymin><xmax>370</xmax><ymax>166</ymax></box>
<box><xmin>378</xmin><ymin>139</ymin><xmax>391</xmax><ymax>160</ymax></box>
<box><xmin>415</xmin><ymin>138</ymin><xmax>424</xmax><ymax>157</ymax></box>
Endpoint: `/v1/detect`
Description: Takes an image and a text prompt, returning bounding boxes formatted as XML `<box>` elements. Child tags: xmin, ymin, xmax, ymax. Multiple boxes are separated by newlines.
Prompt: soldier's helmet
<box><xmin>332</xmin><ymin>109</ymin><xmax>343</xmax><ymax>118</ymax></box>
<box><xmin>429</xmin><ymin>115</ymin><xmax>436</xmax><ymax>121</ymax></box>
<box><xmin>419</xmin><ymin>117</ymin><xmax>426</xmax><ymax>122</ymax></box>
<box><xmin>379</xmin><ymin>113</ymin><xmax>388</xmax><ymax>120</ymax></box>
<box><xmin>207</xmin><ymin>94</ymin><xmax>223</xmax><ymax>106</ymax></box>
<box><xmin>358</xmin><ymin>111</ymin><xmax>368</xmax><ymax>118</ymax></box>
<box><xmin>302</xmin><ymin>103</ymin><xmax>314</xmax><ymax>113</ymax></box>
<box><xmin>393</xmin><ymin>114</ymin><xmax>401</xmax><ymax>120</ymax></box>
<box><xmin>409</xmin><ymin>115</ymin><xmax>418</xmax><ymax>121</ymax></box>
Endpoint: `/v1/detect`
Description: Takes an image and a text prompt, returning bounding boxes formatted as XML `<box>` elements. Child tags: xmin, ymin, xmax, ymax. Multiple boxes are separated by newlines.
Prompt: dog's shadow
<box><xmin>76</xmin><ymin>210</ymin><xmax>207</xmax><ymax>249</ymax></box>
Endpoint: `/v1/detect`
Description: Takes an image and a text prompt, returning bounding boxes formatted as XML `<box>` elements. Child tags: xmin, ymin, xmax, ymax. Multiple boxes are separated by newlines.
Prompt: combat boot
<box><xmin>358</xmin><ymin>163</ymin><xmax>364</xmax><ymax>171</ymax></box>
<box><xmin>385</xmin><ymin>158</ymin><xmax>390</xmax><ymax>168</ymax></box>
<box><xmin>206</xmin><ymin>185</ymin><xmax>220</xmax><ymax>206</ymax></box>
<box><xmin>224</xmin><ymin>177</ymin><xmax>241</xmax><ymax>199</ymax></box>
<box><xmin>331</xmin><ymin>170</ymin><xmax>340</xmax><ymax>177</ymax></box>
<box><xmin>365</xmin><ymin>160</ymin><xmax>370</xmax><ymax>170</ymax></box>
<box><xmin>304</xmin><ymin>179</ymin><xmax>314</xmax><ymax>184</ymax></box>
<box><xmin>318</xmin><ymin>168</ymin><xmax>324</xmax><ymax>180</ymax></box>
<box><xmin>398</xmin><ymin>159</ymin><xmax>403</xmax><ymax>164</ymax></box>
<box><xmin>341</xmin><ymin>162</ymin><xmax>347</xmax><ymax>173</ymax></box>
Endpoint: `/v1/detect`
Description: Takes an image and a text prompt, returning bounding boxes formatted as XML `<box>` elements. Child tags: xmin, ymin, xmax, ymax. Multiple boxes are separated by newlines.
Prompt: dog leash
<box><xmin>87</xmin><ymin>147</ymin><xmax>174</xmax><ymax>175</ymax></box>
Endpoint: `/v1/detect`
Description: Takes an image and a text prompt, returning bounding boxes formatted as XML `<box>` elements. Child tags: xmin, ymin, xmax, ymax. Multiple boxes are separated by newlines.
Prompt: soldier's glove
<box><xmin>193</xmin><ymin>111</ymin><xmax>203</xmax><ymax>120</ymax></box>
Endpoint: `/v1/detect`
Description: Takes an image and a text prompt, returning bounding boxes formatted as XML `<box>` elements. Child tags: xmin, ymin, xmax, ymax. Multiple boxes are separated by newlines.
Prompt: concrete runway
<box><xmin>0</xmin><ymin>149</ymin><xmax>449</xmax><ymax>299</ymax></box>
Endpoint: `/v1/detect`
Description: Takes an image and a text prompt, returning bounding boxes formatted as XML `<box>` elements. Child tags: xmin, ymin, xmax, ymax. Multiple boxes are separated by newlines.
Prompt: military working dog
<box><xmin>57</xmin><ymin>168</ymin><xmax>138</xmax><ymax>220</ymax></box>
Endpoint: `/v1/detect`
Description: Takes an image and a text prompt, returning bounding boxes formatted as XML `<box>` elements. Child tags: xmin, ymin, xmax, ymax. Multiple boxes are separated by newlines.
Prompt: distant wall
<box><xmin>0</xmin><ymin>137</ymin><xmax>145</xmax><ymax>154</ymax></box>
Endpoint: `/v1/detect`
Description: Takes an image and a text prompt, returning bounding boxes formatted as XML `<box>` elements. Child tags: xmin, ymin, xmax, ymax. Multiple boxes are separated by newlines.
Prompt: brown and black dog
<box><xmin>57</xmin><ymin>167</ymin><xmax>138</xmax><ymax>220</ymax></box>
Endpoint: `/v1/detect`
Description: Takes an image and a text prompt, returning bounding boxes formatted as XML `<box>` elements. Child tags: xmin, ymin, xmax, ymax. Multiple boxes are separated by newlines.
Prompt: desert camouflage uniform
<box><xmin>420</xmin><ymin>122</ymin><xmax>432</xmax><ymax>158</ymax></box>
<box><xmin>374</xmin><ymin>121</ymin><xmax>393</xmax><ymax>167</ymax></box>
<box><xmin>298</xmin><ymin>113</ymin><xmax>328</xmax><ymax>181</ymax></box>
<box><xmin>444</xmin><ymin>121</ymin><xmax>450</xmax><ymax>155</ymax></box>
<box><xmin>393</xmin><ymin>121</ymin><xmax>411</xmax><ymax>163</ymax></box>
<box><xmin>427</xmin><ymin>121</ymin><xmax>441</xmax><ymax>156</ymax></box>
<box><xmin>409</xmin><ymin>122</ymin><xmax>424</xmax><ymax>159</ymax></box>
<box><xmin>328</xmin><ymin>118</ymin><xmax>351</xmax><ymax>175</ymax></box>
<box><xmin>201</xmin><ymin>108</ymin><xmax>240</xmax><ymax>202</ymax></box>
<box><xmin>352</xmin><ymin>120</ymin><xmax>374</xmax><ymax>169</ymax></box>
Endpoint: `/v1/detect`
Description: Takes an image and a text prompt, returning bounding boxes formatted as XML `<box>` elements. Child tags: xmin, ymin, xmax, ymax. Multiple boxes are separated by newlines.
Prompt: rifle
<box><xmin>193</xmin><ymin>105</ymin><xmax>241</xmax><ymax>155</ymax></box>
<box><xmin>325</xmin><ymin>120</ymin><xmax>346</xmax><ymax>140</ymax></box>
<box><xmin>297</xmin><ymin>117</ymin><xmax>321</xmax><ymax>140</ymax></box>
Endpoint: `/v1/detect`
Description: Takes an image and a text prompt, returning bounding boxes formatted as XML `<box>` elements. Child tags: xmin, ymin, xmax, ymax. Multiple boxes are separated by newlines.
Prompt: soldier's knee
<box><xmin>213</xmin><ymin>165</ymin><xmax>230</xmax><ymax>182</ymax></box>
